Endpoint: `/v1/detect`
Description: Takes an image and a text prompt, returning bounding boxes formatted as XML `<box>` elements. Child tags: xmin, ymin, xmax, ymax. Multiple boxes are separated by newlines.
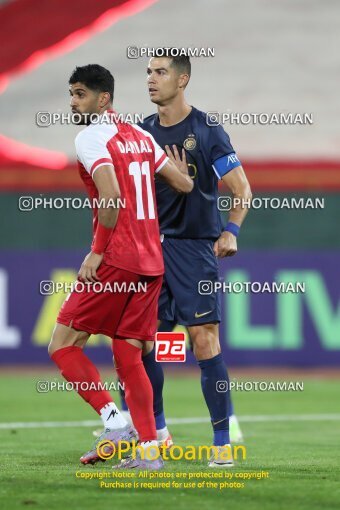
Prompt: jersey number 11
<box><xmin>129</xmin><ymin>161</ymin><xmax>156</xmax><ymax>220</ymax></box>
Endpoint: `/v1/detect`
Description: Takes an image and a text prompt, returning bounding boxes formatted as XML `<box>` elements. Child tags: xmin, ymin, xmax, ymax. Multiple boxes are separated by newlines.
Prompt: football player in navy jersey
<box><xmin>107</xmin><ymin>53</ymin><xmax>252</xmax><ymax>466</ymax></box>
<box><xmin>138</xmin><ymin>53</ymin><xmax>252</xmax><ymax>467</ymax></box>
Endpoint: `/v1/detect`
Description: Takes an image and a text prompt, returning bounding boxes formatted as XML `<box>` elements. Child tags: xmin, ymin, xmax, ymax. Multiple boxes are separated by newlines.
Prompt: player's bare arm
<box><xmin>214</xmin><ymin>165</ymin><xmax>252</xmax><ymax>258</ymax></box>
<box><xmin>93</xmin><ymin>164</ymin><xmax>121</xmax><ymax>228</ymax></box>
<box><xmin>78</xmin><ymin>164</ymin><xmax>121</xmax><ymax>282</ymax></box>
<box><xmin>157</xmin><ymin>145</ymin><xmax>193</xmax><ymax>193</ymax></box>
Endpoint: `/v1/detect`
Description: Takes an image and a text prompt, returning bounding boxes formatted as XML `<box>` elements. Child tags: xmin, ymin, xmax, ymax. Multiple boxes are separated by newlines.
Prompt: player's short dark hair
<box><xmin>168</xmin><ymin>54</ymin><xmax>191</xmax><ymax>78</ymax></box>
<box><xmin>156</xmin><ymin>50</ymin><xmax>190</xmax><ymax>88</ymax></box>
<box><xmin>69</xmin><ymin>64</ymin><xmax>114</xmax><ymax>101</ymax></box>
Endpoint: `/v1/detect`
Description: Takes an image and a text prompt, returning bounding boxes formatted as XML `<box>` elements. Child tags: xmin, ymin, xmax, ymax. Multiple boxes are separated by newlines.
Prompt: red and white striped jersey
<box><xmin>75</xmin><ymin>112</ymin><xmax>168</xmax><ymax>276</ymax></box>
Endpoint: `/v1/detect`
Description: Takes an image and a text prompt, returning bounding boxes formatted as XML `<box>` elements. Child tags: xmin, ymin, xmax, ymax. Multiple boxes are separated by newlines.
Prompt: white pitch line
<box><xmin>0</xmin><ymin>414</ymin><xmax>340</xmax><ymax>430</ymax></box>
<box><xmin>0</xmin><ymin>420</ymin><xmax>101</xmax><ymax>429</ymax></box>
<box><xmin>238</xmin><ymin>413</ymin><xmax>340</xmax><ymax>422</ymax></box>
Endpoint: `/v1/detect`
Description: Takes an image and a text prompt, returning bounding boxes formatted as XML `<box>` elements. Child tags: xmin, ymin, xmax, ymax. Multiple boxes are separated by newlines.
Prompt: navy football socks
<box><xmin>142</xmin><ymin>347</ymin><xmax>166</xmax><ymax>429</ymax></box>
<box><xmin>198</xmin><ymin>353</ymin><xmax>230</xmax><ymax>446</ymax></box>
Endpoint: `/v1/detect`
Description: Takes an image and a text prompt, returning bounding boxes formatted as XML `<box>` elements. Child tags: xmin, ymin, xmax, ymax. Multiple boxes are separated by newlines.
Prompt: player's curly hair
<box><xmin>69</xmin><ymin>64</ymin><xmax>114</xmax><ymax>101</ymax></box>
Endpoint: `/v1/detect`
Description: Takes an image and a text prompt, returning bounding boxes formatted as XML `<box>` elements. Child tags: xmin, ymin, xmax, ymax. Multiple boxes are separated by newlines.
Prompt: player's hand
<box><xmin>78</xmin><ymin>252</ymin><xmax>103</xmax><ymax>282</ymax></box>
<box><xmin>213</xmin><ymin>231</ymin><xmax>237</xmax><ymax>258</ymax></box>
<box><xmin>165</xmin><ymin>144</ymin><xmax>188</xmax><ymax>174</ymax></box>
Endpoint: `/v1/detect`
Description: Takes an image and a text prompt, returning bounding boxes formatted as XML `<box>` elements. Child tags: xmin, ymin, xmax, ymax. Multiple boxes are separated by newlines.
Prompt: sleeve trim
<box><xmin>155</xmin><ymin>153</ymin><xmax>169</xmax><ymax>173</ymax></box>
<box><xmin>90</xmin><ymin>158</ymin><xmax>113</xmax><ymax>176</ymax></box>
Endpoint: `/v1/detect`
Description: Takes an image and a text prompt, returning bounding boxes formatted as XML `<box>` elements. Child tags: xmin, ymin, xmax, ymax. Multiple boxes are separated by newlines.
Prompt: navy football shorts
<box><xmin>158</xmin><ymin>237</ymin><xmax>221</xmax><ymax>326</ymax></box>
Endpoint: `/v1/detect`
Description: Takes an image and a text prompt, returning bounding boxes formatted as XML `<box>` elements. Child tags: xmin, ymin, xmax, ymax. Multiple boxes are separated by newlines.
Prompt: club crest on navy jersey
<box><xmin>183</xmin><ymin>135</ymin><xmax>196</xmax><ymax>151</ymax></box>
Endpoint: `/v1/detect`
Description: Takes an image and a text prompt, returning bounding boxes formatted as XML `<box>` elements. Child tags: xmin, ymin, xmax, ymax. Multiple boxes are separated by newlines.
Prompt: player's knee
<box><xmin>48</xmin><ymin>325</ymin><xmax>59</xmax><ymax>357</ymax></box>
<box><xmin>142</xmin><ymin>341</ymin><xmax>154</xmax><ymax>357</ymax></box>
<box><xmin>48</xmin><ymin>329</ymin><xmax>65</xmax><ymax>358</ymax></box>
<box><xmin>190</xmin><ymin>325</ymin><xmax>220</xmax><ymax>360</ymax></box>
<box><xmin>48</xmin><ymin>338</ymin><xmax>58</xmax><ymax>358</ymax></box>
<box><xmin>48</xmin><ymin>323</ymin><xmax>87</xmax><ymax>357</ymax></box>
<box><xmin>194</xmin><ymin>342</ymin><xmax>219</xmax><ymax>360</ymax></box>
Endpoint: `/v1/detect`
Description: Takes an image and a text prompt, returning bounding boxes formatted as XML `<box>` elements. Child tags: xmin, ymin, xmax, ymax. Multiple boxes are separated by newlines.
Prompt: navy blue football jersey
<box><xmin>139</xmin><ymin>106</ymin><xmax>241</xmax><ymax>240</ymax></box>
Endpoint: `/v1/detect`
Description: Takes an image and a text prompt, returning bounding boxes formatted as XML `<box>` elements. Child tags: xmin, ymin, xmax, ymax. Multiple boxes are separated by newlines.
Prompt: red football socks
<box><xmin>112</xmin><ymin>339</ymin><xmax>157</xmax><ymax>442</ymax></box>
<box><xmin>50</xmin><ymin>345</ymin><xmax>112</xmax><ymax>414</ymax></box>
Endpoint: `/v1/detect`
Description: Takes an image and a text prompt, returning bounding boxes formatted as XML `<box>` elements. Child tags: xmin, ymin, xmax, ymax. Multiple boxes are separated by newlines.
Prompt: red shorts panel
<box><xmin>57</xmin><ymin>262</ymin><xmax>163</xmax><ymax>341</ymax></box>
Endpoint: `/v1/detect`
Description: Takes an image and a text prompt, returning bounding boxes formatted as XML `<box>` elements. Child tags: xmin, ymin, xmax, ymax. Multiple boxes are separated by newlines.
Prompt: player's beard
<box><xmin>75</xmin><ymin>114</ymin><xmax>91</xmax><ymax>125</ymax></box>
<box><xmin>71</xmin><ymin>109</ymin><xmax>93</xmax><ymax>125</ymax></box>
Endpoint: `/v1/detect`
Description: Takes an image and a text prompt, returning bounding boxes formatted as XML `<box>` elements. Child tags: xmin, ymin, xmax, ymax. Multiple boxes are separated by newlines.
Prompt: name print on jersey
<box><xmin>116</xmin><ymin>139</ymin><xmax>153</xmax><ymax>154</ymax></box>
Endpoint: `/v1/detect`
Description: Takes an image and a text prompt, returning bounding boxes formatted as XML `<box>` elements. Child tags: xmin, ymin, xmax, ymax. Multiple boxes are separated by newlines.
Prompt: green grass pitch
<box><xmin>0</xmin><ymin>369</ymin><xmax>339</xmax><ymax>510</ymax></box>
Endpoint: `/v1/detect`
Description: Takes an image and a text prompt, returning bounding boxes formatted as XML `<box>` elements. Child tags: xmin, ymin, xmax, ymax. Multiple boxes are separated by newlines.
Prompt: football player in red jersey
<box><xmin>48</xmin><ymin>64</ymin><xmax>193</xmax><ymax>470</ymax></box>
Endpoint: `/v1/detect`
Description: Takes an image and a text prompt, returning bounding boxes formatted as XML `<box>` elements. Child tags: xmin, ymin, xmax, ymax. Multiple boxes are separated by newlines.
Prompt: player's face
<box><xmin>147</xmin><ymin>58</ymin><xmax>182</xmax><ymax>105</ymax></box>
<box><xmin>69</xmin><ymin>82</ymin><xmax>104</xmax><ymax>124</ymax></box>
